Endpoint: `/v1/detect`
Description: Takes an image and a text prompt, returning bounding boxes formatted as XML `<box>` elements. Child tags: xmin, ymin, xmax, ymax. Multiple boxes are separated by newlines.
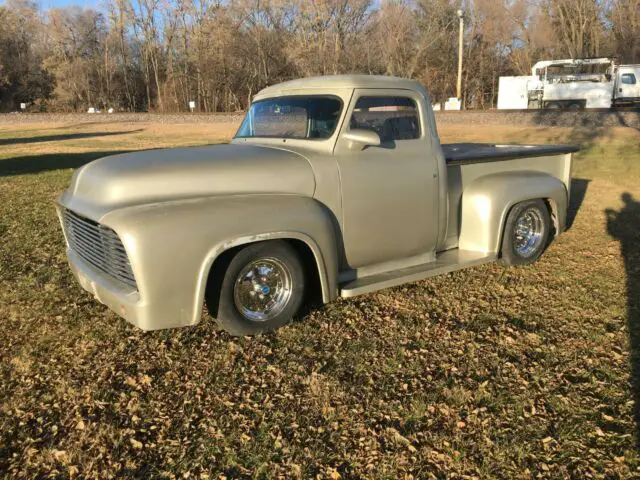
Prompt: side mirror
<box><xmin>342</xmin><ymin>129</ymin><xmax>381</xmax><ymax>150</ymax></box>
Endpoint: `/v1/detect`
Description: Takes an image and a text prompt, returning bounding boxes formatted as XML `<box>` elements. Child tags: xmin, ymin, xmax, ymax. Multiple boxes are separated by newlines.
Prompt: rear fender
<box><xmin>458</xmin><ymin>171</ymin><xmax>568</xmax><ymax>254</ymax></box>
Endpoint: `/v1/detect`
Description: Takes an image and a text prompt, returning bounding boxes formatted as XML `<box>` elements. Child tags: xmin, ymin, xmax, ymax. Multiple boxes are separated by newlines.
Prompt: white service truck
<box><xmin>498</xmin><ymin>58</ymin><xmax>640</xmax><ymax>110</ymax></box>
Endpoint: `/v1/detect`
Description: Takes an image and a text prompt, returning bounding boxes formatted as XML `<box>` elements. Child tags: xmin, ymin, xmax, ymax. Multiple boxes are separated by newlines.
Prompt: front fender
<box><xmin>101</xmin><ymin>195</ymin><xmax>339</xmax><ymax>329</ymax></box>
<box><xmin>459</xmin><ymin>171</ymin><xmax>568</xmax><ymax>254</ymax></box>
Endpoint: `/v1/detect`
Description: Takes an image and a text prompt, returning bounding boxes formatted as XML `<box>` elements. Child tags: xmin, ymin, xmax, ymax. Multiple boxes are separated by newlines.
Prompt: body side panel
<box><xmin>291</xmin><ymin>151</ymin><xmax>346</xmax><ymax>270</ymax></box>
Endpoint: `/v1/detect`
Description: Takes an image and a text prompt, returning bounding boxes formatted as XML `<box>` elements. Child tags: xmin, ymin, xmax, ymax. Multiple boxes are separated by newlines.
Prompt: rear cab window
<box><xmin>621</xmin><ymin>73</ymin><xmax>637</xmax><ymax>85</ymax></box>
<box><xmin>350</xmin><ymin>96</ymin><xmax>421</xmax><ymax>142</ymax></box>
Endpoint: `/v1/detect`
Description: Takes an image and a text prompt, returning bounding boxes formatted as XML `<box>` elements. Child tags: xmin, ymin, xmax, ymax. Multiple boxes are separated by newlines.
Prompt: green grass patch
<box><xmin>0</xmin><ymin>122</ymin><xmax>639</xmax><ymax>478</ymax></box>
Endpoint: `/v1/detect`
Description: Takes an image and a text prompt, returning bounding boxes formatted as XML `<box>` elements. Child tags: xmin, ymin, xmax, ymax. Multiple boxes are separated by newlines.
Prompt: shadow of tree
<box><xmin>530</xmin><ymin>109</ymin><xmax>639</xmax><ymax>131</ymax></box>
<box><xmin>0</xmin><ymin>151</ymin><xmax>132</xmax><ymax>177</ymax></box>
<box><xmin>529</xmin><ymin>110</ymin><xmax>639</xmax><ymax>155</ymax></box>
<box><xmin>0</xmin><ymin>129</ymin><xmax>144</xmax><ymax>146</ymax></box>
<box><xmin>613</xmin><ymin>111</ymin><xmax>640</xmax><ymax>132</ymax></box>
<box><xmin>606</xmin><ymin>193</ymin><xmax>640</xmax><ymax>446</ymax></box>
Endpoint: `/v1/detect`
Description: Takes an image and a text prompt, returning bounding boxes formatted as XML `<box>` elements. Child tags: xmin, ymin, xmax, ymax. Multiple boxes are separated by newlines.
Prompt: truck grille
<box><xmin>63</xmin><ymin>209</ymin><xmax>137</xmax><ymax>289</ymax></box>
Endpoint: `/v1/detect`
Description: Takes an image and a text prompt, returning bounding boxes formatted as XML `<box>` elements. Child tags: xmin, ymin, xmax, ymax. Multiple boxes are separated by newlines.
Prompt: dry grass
<box><xmin>1</xmin><ymin>121</ymin><xmax>639</xmax><ymax>479</ymax></box>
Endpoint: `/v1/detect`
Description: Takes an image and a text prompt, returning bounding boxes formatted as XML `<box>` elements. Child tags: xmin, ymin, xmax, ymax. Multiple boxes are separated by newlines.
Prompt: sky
<box><xmin>0</xmin><ymin>0</ymin><xmax>100</xmax><ymax>10</ymax></box>
<box><xmin>42</xmin><ymin>0</ymin><xmax>99</xmax><ymax>8</ymax></box>
<box><xmin>46</xmin><ymin>0</ymin><xmax>97</xmax><ymax>6</ymax></box>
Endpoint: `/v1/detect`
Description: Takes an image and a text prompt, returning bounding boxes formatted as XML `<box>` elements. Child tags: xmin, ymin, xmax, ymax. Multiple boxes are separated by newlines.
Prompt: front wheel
<box><xmin>499</xmin><ymin>199</ymin><xmax>551</xmax><ymax>266</ymax></box>
<box><xmin>215</xmin><ymin>241</ymin><xmax>305</xmax><ymax>336</ymax></box>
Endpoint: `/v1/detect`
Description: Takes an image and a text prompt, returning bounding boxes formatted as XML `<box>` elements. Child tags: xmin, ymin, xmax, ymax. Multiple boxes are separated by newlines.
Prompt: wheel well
<box><xmin>544</xmin><ymin>198</ymin><xmax>560</xmax><ymax>238</ymax></box>
<box><xmin>204</xmin><ymin>239</ymin><xmax>322</xmax><ymax>319</ymax></box>
<box><xmin>498</xmin><ymin>198</ymin><xmax>556</xmax><ymax>257</ymax></box>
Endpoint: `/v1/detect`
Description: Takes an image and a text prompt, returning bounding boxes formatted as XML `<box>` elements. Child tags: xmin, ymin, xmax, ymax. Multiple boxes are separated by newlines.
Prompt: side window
<box><xmin>621</xmin><ymin>73</ymin><xmax>637</xmax><ymax>85</ymax></box>
<box><xmin>350</xmin><ymin>96</ymin><xmax>420</xmax><ymax>142</ymax></box>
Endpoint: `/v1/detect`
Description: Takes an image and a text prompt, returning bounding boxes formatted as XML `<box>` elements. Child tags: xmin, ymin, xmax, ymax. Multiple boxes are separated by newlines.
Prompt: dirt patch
<box><xmin>3</xmin><ymin>109</ymin><xmax>638</xmax><ymax>130</ymax></box>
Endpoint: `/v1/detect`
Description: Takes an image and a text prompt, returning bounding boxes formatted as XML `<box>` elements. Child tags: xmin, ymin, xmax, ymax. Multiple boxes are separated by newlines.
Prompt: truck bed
<box><xmin>442</xmin><ymin>143</ymin><xmax>580</xmax><ymax>165</ymax></box>
<box><xmin>441</xmin><ymin>142</ymin><xmax>576</xmax><ymax>251</ymax></box>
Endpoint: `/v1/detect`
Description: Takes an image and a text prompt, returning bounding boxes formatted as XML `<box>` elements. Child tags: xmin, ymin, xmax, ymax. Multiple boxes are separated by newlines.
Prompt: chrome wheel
<box><xmin>513</xmin><ymin>208</ymin><xmax>545</xmax><ymax>257</ymax></box>
<box><xmin>233</xmin><ymin>257</ymin><xmax>293</xmax><ymax>322</ymax></box>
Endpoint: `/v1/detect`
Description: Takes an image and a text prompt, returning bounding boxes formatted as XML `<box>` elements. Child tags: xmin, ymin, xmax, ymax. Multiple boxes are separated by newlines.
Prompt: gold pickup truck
<box><xmin>56</xmin><ymin>75</ymin><xmax>578</xmax><ymax>335</ymax></box>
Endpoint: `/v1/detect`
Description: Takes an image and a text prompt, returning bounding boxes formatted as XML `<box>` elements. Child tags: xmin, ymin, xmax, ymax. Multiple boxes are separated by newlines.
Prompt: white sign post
<box><xmin>189</xmin><ymin>100</ymin><xmax>196</xmax><ymax>112</ymax></box>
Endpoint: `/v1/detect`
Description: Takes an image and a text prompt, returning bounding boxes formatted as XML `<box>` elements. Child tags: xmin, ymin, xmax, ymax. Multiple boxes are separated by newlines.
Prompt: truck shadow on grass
<box><xmin>0</xmin><ymin>129</ymin><xmax>144</xmax><ymax>146</ymax></box>
<box><xmin>0</xmin><ymin>151</ymin><xmax>132</xmax><ymax>177</ymax></box>
<box><xmin>567</xmin><ymin>178</ymin><xmax>589</xmax><ymax>230</ymax></box>
<box><xmin>606</xmin><ymin>193</ymin><xmax>640</xmax><ymax>446</ymax></box>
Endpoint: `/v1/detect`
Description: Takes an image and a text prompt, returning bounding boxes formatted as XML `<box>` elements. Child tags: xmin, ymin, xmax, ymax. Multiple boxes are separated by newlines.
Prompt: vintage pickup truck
<box><xmin>57</xmin><ymin>75</ymin><xmax>578</xmax><ymax>335</ymax></box>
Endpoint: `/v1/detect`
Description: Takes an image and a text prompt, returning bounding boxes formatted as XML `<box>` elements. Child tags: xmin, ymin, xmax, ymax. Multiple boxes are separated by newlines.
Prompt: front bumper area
<box><xmin>67</xmin><ymin>248</ymin><xmax>149</xmax><ymax>327</ymax></box>
<box><xmin>67</xmin><ymin>248</ymin><xmax>190</xmax><ymax>331</ymax></box>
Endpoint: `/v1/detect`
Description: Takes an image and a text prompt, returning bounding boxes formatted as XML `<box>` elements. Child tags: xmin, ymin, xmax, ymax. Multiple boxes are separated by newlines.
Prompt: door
<box><xmin>617</xmin><ymin>67</ymin><xmax>640</xmax><ymax>100</ymax></box>
<box><xmin>334</xmin><ymin>89</ymin><xmax>439</xmax><ymax>269</ymax></box>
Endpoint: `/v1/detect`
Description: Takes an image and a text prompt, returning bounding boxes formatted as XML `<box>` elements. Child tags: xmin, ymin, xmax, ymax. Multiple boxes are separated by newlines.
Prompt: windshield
<box><xmin>235</xmin><ymin>96</ymin><xmax>342</xmax><ymax>140</ymax></box>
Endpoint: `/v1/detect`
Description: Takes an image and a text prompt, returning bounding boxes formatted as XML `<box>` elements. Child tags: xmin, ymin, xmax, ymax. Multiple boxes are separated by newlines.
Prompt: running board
<box><xmin>340</xmin><ymin>249</ymin><xmax>496</xmax><ymax>298</ymax></box>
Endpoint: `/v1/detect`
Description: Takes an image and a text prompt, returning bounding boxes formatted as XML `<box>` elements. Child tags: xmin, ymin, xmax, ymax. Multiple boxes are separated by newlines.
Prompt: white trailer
<box><xmin>497</xmin><ymin>76</ymin><xmax>536</xmax><ymax>109</ymax></box>
<box><xmin>497</xmin><ymin>58</ymin><xmax>640</xmax><ymax>110</ymax></box>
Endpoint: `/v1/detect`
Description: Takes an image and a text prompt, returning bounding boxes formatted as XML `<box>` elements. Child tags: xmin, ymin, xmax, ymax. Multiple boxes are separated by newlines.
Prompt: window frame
<box><xmin>235</xmin><ymin>94</ymin><xmax>344</xmax><ymax>141</ymax></box>
<box><xmin>347</xmin><ymin>94</ymin><xmax>422</xmax><ymax>142</ymax></box>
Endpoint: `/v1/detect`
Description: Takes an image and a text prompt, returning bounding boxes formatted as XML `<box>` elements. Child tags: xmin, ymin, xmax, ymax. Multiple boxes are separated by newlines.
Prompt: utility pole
<box><xmin>457</xmin><ymin>9</ymin><xmax>464</xmax><ymax>103</ymax></box>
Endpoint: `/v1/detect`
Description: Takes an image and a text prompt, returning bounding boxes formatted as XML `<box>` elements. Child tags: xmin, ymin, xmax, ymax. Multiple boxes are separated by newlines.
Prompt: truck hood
<box><xmin>64</xmin><ymin>144</ymin><xmax>315</xmax><ymax>212</ymax></box>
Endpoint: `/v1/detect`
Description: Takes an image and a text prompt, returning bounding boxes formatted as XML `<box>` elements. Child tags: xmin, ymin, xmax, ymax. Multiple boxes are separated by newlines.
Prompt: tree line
<box><xmin>0</xmin><ymin>0</ymin><xmax>638</xmax><ymax>112</ymax></box>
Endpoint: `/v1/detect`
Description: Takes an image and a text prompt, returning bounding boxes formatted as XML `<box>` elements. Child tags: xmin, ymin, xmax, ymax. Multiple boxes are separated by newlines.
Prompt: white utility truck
<box><xmin>498</xmin><ymin>57</ymin><xmax>640</xmax><ymax>110</ymax></box>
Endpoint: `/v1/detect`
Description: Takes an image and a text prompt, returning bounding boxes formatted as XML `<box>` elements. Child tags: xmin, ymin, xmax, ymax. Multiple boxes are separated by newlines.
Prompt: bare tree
<box><xmin>373</xmin><ymin>1</ymin><xmax>421</xmax><ymax>77</ymax></box>
<box><xmin>545</xmin><ymin>0</ymin><xmax>605</xmax><ymax>58</ymax></box>
<box><xmin>0</xmin><ymin>0</ymin><xmax>632</xmax><ymax>112</ymax></box>
<box><xmin>608</xmin><ymin>0</ymin><xmax>640</xmax><ymax>63</ymax></box>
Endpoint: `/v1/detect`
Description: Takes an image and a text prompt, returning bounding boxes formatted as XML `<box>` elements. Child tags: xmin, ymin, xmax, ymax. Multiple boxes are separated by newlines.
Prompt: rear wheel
<box><xmin>215</xmin><ymin>241</ymin><xmax>305</xmax><ymax>336</ymax></box>
<box><xmin>499</xmin><ymin>199</ymin><xmax>550</xmax><ymax>266</ymax></box>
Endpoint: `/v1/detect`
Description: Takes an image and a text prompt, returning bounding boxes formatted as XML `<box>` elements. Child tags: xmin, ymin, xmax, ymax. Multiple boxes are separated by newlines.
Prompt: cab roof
<box><xmin>255</xmin><ymin>75</ymin><xmax>428</xmax><ymax>98</ymax></box>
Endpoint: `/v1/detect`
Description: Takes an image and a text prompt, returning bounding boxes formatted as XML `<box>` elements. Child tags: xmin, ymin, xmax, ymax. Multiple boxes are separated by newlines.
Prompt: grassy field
<box><xmin>1</xmin><ymin>121</ymin><xmax>639</xmax><ymax>479</ymax></box>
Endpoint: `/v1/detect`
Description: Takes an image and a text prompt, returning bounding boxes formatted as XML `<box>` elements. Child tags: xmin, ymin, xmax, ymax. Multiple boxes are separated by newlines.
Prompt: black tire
<box><xmin>568</xmin><ymin>103</ymin><xmax>582</xmax><ymax>110</ymax></box>
<box><xmin>546</xmin><ymin>102</ymin><xmax>562</xmax><ymax>110</ymax></box>
<box><xmin>215</xmin><ymin>241</ymin><xmax>305</xmax><ymax>336</ymax></box>
<box><xmin>499</xmin><ymin>199</ymin><xmax>551</xmax><ymax>266</ymax></box>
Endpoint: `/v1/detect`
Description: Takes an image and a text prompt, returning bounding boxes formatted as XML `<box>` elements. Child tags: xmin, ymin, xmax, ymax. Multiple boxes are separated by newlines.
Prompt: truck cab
<box><xmin>614</xmin><ymin>65</ymin><xmax>640</xmax><ymax>106</ymax></box>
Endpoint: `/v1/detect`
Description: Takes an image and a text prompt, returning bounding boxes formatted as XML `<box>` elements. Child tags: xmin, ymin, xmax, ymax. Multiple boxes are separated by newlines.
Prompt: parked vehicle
<box><xmin>498</xmin><ymin>57</ymin><xmax>640</xmax><ymax>110</ymax></box>
<box><xmin>57</xmin><ymin>75</ymin><xmax>578</xmax><ymax>335</ymax></box>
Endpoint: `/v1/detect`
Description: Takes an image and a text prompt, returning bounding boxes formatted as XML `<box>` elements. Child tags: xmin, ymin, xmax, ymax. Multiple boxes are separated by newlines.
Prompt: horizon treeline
<box><xmin>0</xmin><ymin>0</ymin><xmax>638</xmax><ymax>112</ymax></box>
